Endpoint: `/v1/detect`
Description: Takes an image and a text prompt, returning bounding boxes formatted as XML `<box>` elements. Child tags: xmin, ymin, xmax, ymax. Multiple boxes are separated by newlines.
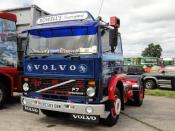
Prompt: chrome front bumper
<box><xmin>21</xmin><ymin>96</ymin><xmax>109</xmax><ymax>118</ymax></box>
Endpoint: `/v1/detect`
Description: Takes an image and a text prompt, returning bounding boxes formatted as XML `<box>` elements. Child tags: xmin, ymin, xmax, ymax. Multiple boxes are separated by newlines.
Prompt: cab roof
<box><xmin>22</xmin><ymin>11</ymin><xmax>98</xmax><ymax>33</ymax></box>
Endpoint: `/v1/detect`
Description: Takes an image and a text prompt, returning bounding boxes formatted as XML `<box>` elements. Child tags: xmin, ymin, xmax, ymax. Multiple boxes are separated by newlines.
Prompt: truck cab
<box><xmin>21</xmin><ymin>11</ymin><xmax>144</xmax><ymax>126</ymax></box>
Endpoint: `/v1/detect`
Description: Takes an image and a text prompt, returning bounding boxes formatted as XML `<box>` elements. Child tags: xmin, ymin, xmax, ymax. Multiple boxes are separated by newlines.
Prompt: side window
<box><xmin>101</xmin><ymin>29</ymin><xmax>110</xmax><ymax>52</ymax></box>
<box><xmin>101</xmin><ymin>30</ymin><xmax>122</xmax><ymax>54</ymax></box>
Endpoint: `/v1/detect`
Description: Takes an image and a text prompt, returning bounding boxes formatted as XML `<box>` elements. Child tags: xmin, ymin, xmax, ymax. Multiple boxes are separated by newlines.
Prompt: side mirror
<box><xmin>109</xmin><ymin>29</ymin><xmax>118</xmax><ymax>52</ymax></box>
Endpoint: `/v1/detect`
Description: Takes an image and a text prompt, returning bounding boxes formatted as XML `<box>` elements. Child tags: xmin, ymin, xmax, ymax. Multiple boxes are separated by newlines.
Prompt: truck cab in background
<box><xmin>21</xmin><ymin>11</ymin><xmax>144</xmax><ymax>126</ymax></box>
<box><xmin>0</xmin><ymin>12</ymin><xmax>23</xmax><ymax>108</ymax></box>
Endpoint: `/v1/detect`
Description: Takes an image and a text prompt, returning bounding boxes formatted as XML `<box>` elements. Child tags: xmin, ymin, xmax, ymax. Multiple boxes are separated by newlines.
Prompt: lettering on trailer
<box><xmin>27</xmin><ymin>64</ymin><xmax>88</xmax><ymax>73</ymax></box>
<box><xmin>37</xmin><ymin>12</ymin><xmax>88</xmax><ymax>25</ymax></box>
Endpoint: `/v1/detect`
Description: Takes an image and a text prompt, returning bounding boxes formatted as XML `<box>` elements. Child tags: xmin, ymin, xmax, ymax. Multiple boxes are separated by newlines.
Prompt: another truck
<box><xmin>0</xmin><ymin>5</ymin><xmax>50</xmax><ymax>108</ymax></box>
<box><xmin>0</xmin><ymin>12</ymin><xmax>22</xmax><ymax>108</ymax></box>
<box><xmin>20</xmin><ymin>11</ymin><xmax>144</xmax><ymax>126</ymax></box>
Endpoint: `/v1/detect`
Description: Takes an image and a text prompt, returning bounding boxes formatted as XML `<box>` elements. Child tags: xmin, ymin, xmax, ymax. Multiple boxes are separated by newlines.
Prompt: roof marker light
<box><xmin>110</xmin><ymin>16</ymin><xmax>120</xmax><ymax>28</ymax></box>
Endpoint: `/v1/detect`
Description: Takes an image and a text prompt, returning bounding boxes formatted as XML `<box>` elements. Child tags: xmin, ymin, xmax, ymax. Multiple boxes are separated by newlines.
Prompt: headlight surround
<box><xmin>86</xmin><ymin>87</ymin><xmax>95</xmax><ymax>97</ymax></box>
<box><xmin>23</xmin><ymin>83</ymin><xmax>29</xmax><ymax>92</ymax></box>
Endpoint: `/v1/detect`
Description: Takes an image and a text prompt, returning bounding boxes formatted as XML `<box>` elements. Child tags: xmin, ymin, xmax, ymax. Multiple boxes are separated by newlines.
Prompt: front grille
<box><xmin>29</xmin><ymin>78</ymin><xmax>87</xmax><ymax>97</ymax></box>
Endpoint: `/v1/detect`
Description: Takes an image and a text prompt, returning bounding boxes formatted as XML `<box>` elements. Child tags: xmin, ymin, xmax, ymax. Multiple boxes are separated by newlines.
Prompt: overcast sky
<box><xmin>0</xmin><ymin>0</ymin><xmax>175</xmax><ymax>57</ymax></box>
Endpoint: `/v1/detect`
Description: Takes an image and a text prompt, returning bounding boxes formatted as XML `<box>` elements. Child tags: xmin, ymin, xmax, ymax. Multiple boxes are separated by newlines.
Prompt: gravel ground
<box><xmin>0</xmin><ymin>95</ymin><xmax>174</xmax><ymax>131</ymax></box>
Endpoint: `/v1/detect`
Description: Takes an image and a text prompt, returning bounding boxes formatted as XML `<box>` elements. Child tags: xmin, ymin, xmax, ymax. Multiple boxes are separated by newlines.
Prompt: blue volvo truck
<box><xmin>21</xmin><ymin>11</ymin><xmax>144</xmax><ymax>126</ymax></box>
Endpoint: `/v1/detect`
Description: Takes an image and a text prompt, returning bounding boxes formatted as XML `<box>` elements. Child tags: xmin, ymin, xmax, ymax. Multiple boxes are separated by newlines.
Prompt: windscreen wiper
<box><xmin>28</xmin><ymin>53</ymin><xmax>49</xmax><ymax>59</ymax></box>
<box><xmin>64</xmin><ymin>54</ymin><xmax>73</xmax><ymax>58</ymax></box>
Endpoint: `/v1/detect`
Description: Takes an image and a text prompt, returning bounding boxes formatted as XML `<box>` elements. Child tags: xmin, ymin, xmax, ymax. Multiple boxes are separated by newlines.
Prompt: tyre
<box><xmin>102</xmin><ymin>89</ymin><xmax>121</xmax><ymax>127</ymax></box>
<box><xmin>0</xmin><ymin>83</ymin><xmax>7</xmax><ymax>109</ymax></box>
<box><xmin>144</xmin><ymin>79</ymin><xmax>156</xmax><ymax>89</ymax></box>
<box><xmin>41</xmin><ymin>109</ymin><xmax>58</xmax><ymax>117</ymax></box>
<box><xmin>133</xmin><ymin>86</ymin><xmax>144</xmax><ymax>106</ymax></box>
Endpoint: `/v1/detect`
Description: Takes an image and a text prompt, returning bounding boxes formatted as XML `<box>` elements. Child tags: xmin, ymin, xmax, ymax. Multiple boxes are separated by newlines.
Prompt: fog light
<box><xmin>23</xmin><ymin>83</ymin><xmax>29</xmax><ymax>92</ymax></box>
<box><xmin>86</xmin><ymin>107</ymin><xmax>93</xmax><ymax>114</ymax></box>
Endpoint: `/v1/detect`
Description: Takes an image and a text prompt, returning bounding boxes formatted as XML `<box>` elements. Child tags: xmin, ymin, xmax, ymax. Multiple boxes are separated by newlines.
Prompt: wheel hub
<box><xmin>146</xmin><ymin>82</ymin><xmax>152</xmax><ymax>89</ymax></box>
<box><xmin>115</xmin><ymin>98</ymin><xmax>121</xmax><ymax>115</ymax></box>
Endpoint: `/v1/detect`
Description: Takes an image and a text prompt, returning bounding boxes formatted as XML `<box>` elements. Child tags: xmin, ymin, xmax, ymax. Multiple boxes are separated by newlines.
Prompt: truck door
<box><xmin>101</xmin><ymin>29</ymin><xmax>123</xmax><ymax>88</ymax></box>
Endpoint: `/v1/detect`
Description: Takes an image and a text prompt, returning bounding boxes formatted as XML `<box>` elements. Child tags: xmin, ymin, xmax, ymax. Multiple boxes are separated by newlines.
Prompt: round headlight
<box><xmin>23</xmin><ymin>83</ymin><xmax>29</xmax><ymax>92</ymax></box>
<box><xmin>86</xmin><ymin>87</ymin><xmax>95</xmax><ymax>97</ymax></box>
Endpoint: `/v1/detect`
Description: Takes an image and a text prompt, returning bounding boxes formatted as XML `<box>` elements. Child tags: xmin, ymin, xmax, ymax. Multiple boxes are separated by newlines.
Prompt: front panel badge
<box><xmin>78</xmin><ymin>64</ymin><xmax>88</xmax><ymax>73</ymax></box>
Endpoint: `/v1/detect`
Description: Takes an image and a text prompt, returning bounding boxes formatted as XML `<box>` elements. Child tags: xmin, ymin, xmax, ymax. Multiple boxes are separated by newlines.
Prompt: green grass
<box><xmin>145</xmin><ymin>89</ymin><xmax>175</xmax><ymax>99</ymax></box>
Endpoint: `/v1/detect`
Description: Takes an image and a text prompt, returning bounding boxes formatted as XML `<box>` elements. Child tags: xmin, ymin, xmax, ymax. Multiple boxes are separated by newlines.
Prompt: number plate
<box><xmin>42</xmin><ymin>103</ymin><xmax>54</xmax><ymax>108</ymax></box>
<box><xmin>23</xmin><ymin>106</ymin><xmax>39</xmax><ymax>114</ymax></box>
<box><xmin>70</xmin><ymin>114</ymin><xmax>99</xmax><ymax>123</ymax></box>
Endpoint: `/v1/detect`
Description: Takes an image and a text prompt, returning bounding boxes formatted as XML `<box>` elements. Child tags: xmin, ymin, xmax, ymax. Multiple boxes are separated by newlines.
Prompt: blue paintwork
<box><xmin>24</xmin><ymin>55</ymin><xmax>101</xmax><ymax>80</ymax></box>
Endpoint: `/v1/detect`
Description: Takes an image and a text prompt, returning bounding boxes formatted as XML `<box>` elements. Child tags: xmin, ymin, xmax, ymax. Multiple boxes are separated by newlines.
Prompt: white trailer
<box><xmin>1</xmin><ymin>5</ymin><xmax>50</xmax><ymax>67</ymax></box>
<box><xmin>1</xmin><ymin>5</ymin><xmax>50</xmax><ymax>32</ymax></box>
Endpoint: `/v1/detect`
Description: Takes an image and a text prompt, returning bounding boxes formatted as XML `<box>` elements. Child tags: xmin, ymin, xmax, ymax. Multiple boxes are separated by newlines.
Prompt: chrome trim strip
<box><xmin>21</xmin><ymin>96</ymin><xmax>109</xmax><ymax>118</ymax></box>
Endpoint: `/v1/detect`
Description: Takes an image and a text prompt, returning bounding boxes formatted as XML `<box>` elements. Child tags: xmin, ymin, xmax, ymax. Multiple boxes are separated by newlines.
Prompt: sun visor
<box><xmin>23</xmin><ymin>22</ymin><xmax>98</xmax><ymax>38</ymax></box>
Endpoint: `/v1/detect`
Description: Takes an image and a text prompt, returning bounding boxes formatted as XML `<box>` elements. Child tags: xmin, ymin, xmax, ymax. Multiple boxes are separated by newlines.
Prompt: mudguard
<box><xmin>127</xmin><ymin>77</ymin><xmax>144</xmax><ymax>100</ymax></box>
<box><xmin>108</xmin><ymin>74</ymin><xmax>127</xmax><ymax>101</ymax></box>
<box><xmin>126</xmin><ymin>75</ymin><xmax>143</xmax><ymax>90</ymax></box>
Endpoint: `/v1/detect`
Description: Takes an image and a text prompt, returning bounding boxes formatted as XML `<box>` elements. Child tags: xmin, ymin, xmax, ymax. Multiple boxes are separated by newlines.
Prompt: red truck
<box><xmin>0</xmin><ymin>12</ymin><xmax>23</xmax><ymax>108</ymax></box>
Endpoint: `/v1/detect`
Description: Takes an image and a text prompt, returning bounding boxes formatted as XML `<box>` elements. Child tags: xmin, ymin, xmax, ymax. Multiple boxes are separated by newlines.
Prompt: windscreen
<box><xmin>0</xmin><ymin>18</ymin><xmax>17</xmax><ymax>68</ymax></box>
<box><xmin>27</xmin><ymin>26</ymin><xmax>98</xmax><ymax>55</ymax></box>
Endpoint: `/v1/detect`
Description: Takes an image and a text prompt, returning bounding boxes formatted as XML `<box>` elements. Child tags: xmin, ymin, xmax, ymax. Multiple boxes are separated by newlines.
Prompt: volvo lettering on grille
<box><xmin>26</xmin><ymin>64</ymin><xmax>88</xmax><ymax>73</ymax></box>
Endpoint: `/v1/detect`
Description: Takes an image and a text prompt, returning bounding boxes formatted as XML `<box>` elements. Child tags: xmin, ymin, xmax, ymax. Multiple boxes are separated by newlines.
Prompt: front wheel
<box><xmin>144</xmin><ymin>79</ymin><xmax>156</xmax><ymax>89</ymax></box>
<box><xmin>0</xmin><ymin>83</ymin><xmax>7</xmax><ymax>109</ymax></box>
<box><xmin>102</xmin><ymin>89</ymin><xmax>121</xmax><ymax>127</ymax></box>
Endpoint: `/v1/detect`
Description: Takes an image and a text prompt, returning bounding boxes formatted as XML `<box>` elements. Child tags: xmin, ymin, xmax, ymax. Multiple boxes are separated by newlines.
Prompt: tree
<box><xmin>141</xmin><ymin>43</ymin><xmax>162</xmax><ymax>58</ymax></box>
